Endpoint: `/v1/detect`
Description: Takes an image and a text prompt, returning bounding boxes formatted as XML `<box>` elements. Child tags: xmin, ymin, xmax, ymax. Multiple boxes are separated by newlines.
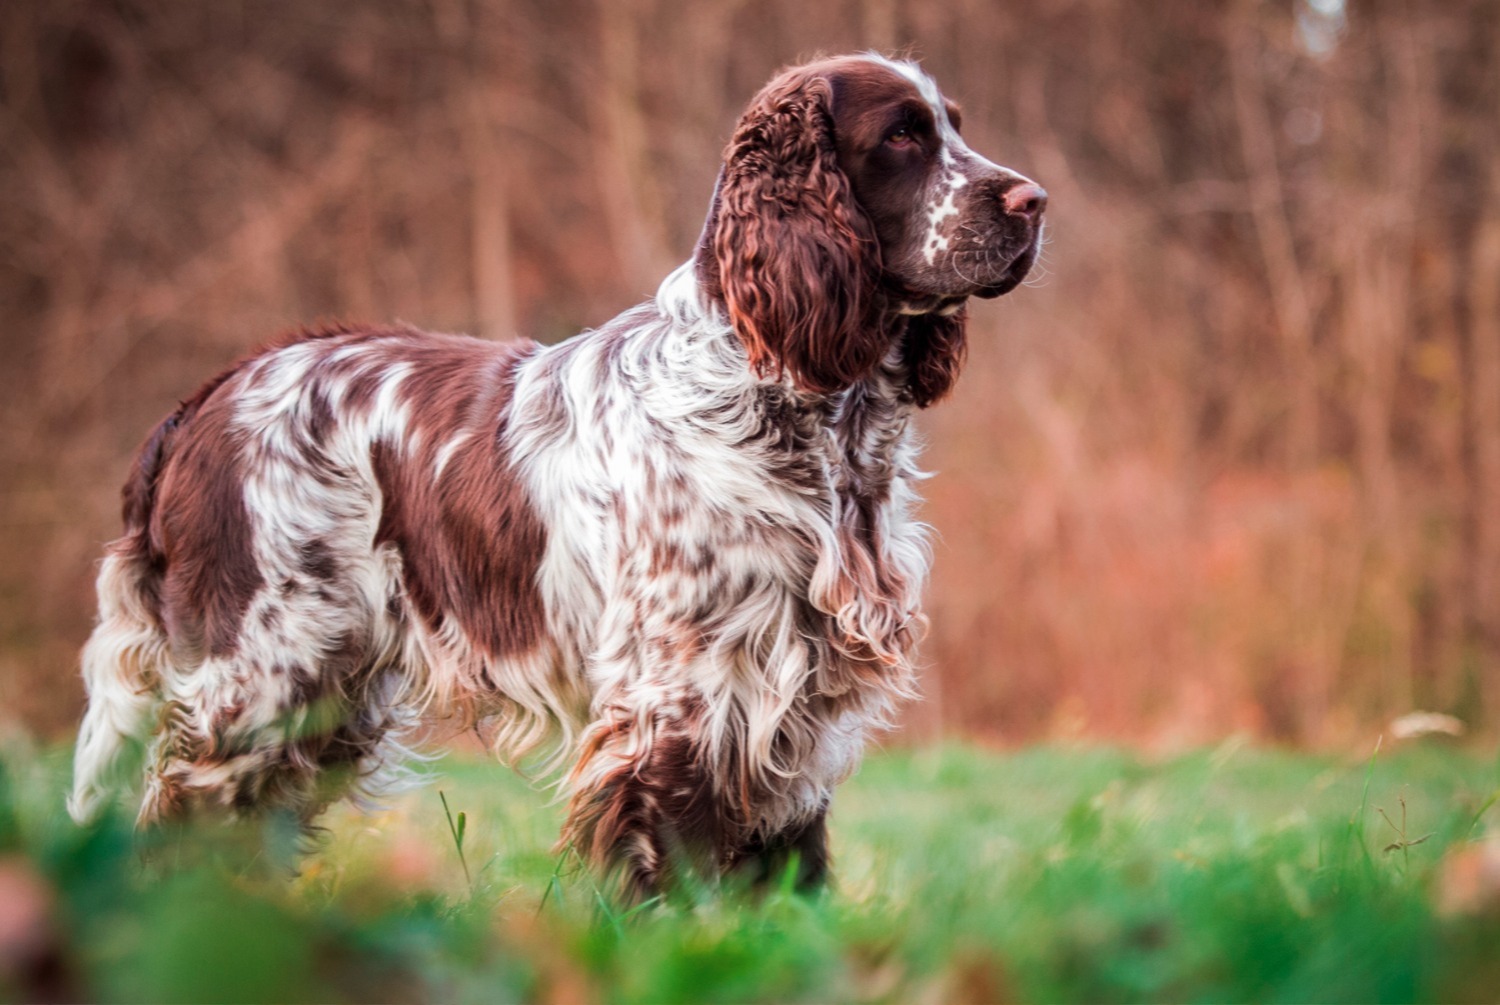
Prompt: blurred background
<box><xmin>1</xmin><ymin>0</ymin><xmax>1496</xmax><ymax>747</ymax></box>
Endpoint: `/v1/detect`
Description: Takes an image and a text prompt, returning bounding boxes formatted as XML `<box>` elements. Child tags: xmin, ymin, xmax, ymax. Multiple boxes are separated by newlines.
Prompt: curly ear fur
<box><xmin>901</xmin><ymin>308</ymin><xmax>968</xmax><ymax>408</ymax></box>
<box><xmin>711</xmin><ymin>70</ymin><xmax>889</xmax><ymax>394</ymax></box>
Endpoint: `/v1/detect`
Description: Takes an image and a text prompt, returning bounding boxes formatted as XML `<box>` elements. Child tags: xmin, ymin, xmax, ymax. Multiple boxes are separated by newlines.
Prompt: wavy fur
<box><xmin>70</xmin><ymin>54</ymin><xmax>1044</xmax><ymax>899</ymax></box>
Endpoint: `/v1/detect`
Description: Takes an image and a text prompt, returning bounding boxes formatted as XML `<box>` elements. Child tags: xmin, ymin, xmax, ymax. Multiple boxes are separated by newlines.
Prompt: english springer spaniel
<box><xmin>69</xmin><ymin>54</ymin><xmax>1045</xmax><ymax>897</ymax></box>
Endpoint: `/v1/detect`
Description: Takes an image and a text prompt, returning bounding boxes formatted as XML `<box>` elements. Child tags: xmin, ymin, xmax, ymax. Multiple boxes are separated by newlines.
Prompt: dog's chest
<box><xmin>534</xmin><ymin>377</ymin><xmax>912</xmax><ymax>611</ymax></box>
<box><xmin>621</xmin><ymin>384</ymin><xmax>913</xmax><ymax>603</ymax></box>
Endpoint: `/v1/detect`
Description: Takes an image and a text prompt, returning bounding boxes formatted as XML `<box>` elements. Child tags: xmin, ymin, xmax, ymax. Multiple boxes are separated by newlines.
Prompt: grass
<box><xmin>1</xmin><ymin>737</ymin><xmax>1498</xmax><ymax>1003</ymax></box>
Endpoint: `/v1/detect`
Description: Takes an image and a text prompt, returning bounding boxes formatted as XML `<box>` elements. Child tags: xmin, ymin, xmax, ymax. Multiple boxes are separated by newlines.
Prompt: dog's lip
<box><xmin>959</xmin><ymin>259</ymin><xmax>1027</xmax><ymax>299</ymax></box>
<box><xmin>887</xmin><ymin>232</ymin><xmax>1040</xmax><ymax>303</ymax></box>
<box><xmin>972</xmin><ymin>239</ymin><xmax>1039</xmax><ymax>298</ymax></box>
<box><xmin>973</xmin><ymin>278</ymin><xmax>1019</xmax><ymax>299</ymax></box>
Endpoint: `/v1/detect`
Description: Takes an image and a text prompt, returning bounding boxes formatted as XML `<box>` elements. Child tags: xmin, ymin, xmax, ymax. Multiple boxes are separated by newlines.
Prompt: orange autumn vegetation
<box><xmin>1</xmin><ymin>0</ymin><xmax>1496</xmax><ymax>746</ymax></box>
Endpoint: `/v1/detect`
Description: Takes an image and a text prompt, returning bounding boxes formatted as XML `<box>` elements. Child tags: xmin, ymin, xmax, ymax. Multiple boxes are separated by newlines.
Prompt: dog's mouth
<box><xmin>972</xmin><ymin>240</ymin><xmax>1039</xmax><ymax>299</ymax></box>
<box><xmin>894</xmin><ymin>238</ymin><xmax>1038</xmax><ymax>307</ymax></box>
<box><xmin>886</xmin><ymin>213</ymin><xmax>1044</xmax><ymax>310</ymax></box>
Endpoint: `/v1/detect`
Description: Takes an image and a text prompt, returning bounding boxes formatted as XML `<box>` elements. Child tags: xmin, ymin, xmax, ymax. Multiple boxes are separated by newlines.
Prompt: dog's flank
<box><xmin>69</xmin><ymin>54</ymin><xmax>1045</xmax><ymax>897</ymax></box>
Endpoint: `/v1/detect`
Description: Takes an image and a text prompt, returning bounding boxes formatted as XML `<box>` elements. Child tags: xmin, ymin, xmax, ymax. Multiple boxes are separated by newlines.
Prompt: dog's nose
<box><xmin>1003</xmin><ymin>182</ymin><xmax>1048</xmax><ymax>224</ymax></box>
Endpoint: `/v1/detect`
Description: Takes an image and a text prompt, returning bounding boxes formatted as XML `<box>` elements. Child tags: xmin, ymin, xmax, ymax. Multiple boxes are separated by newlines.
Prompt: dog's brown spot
<box><xmin>116</xmin><ymin>355</ymin><xmax>260</xmax><ymax>630</ymax></box>
<box><xmin>305</xmin><ymin>389</ymin><xmax>336</xmax><ymax>447</ymax></box>
<box><xmin>297</xmin><ymin>539</ymin><xmax>338</xmax><ymax>582</ymax></box>
<box><xmin>150</xmin><ymin>380</ymin><xmax>264</xmax><ymax>659</ymax></box>
<box><xmin>371</xmin><ymin>336</ymin><xmax>548</xmax><ymax>659</ymax></box>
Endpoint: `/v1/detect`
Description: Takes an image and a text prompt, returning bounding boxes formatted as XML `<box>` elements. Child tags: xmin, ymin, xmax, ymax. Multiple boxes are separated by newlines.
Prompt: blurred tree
<box><xmin>0</xmin><ymin>0</ymin><xmax>1496</xmax><ymax>744</ymax></box>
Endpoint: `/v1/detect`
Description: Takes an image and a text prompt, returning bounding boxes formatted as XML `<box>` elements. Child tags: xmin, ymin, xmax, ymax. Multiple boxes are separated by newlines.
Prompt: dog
<box><xmin>69</xmin><ymin>53</ymin><xmax>1045</xmax><ymax>897</ymax></box>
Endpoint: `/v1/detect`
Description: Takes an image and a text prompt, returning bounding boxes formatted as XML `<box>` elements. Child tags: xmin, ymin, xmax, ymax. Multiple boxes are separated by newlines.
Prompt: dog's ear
<box><xmin>901</xmin><ymin>308</ymin><xmax>968</xmax><ymax>408</ymax></box>
<box><xmin>706</xmin><ymin>70</ymin><xmax>888</xmax><ymax>395</ymax></box>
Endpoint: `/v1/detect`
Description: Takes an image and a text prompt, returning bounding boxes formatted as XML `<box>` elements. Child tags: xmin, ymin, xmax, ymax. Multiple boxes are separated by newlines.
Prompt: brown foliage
<box><xmin>2</xmin><ymin>0</ymin><xmax>1497</xmax><ymax>744</ymax></box>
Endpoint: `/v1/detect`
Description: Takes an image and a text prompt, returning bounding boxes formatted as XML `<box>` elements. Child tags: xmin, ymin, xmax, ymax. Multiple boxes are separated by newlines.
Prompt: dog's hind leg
<box><xmin>136</xmin><ymin>613</ymin><xmax>417</xmax><ymax>830</ymax></box>
<box><xmin>69</xmin><ymin>548</ymin><xmax>170</xmax><ymax>824</ymax></box>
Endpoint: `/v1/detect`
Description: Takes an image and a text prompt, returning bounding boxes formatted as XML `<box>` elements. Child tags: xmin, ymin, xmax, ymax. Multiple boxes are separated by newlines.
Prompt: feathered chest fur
<box><xmin>511</xmin><ymin>287</ymin><xmax>929</xmax><ymax>709</ymax></box>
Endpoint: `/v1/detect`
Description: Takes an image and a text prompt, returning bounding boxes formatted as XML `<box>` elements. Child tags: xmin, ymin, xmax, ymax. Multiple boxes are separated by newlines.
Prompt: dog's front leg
<box><xmin>726</xmin><ymin>807</ymin><xmax>831</xmax><ymax>892</ymax></box>
<box><xmin>559</xmin><ymin>699</ymin><xmax>726</xmax><ymax>901</ymax></box>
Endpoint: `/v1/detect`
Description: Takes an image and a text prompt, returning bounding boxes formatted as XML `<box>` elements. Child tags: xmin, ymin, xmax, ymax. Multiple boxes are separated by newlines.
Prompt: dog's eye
<box><xmin>886</xmin><ymin>128</ymin><xmax>914</xmax><ymax>147</ymax></box>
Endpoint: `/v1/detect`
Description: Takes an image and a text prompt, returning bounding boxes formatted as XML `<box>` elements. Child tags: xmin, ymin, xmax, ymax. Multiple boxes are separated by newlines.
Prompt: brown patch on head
<box><xmin>819</xmin><ymin>57</ymin><xmax>944</xmax><ymax>252</ymax></box>
<box><xmin>369</xmin><ymin>335</ymin><xmax>549</xmax><ymax>659</ymax></box>
<box><xmin>824</xmin><ymin>56</ymin><xmax>934</xmax><ymax>151</ymax></box>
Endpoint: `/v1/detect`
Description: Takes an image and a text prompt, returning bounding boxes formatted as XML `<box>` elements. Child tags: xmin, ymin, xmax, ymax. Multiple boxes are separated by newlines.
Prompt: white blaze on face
<box><xmin>876</xmin><ymin>57</ymin><xmax>985</xmax><ymax>265</ymax></box>
<box><xmin>923</xmin><ymin>150</ymin><xmax>968</xmax><ymax>265</ymax></box>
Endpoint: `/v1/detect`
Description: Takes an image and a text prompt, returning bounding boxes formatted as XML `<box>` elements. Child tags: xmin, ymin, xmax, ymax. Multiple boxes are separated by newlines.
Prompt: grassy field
<box><xmin>2</xmin><ymin>738</ymin><xmax>1498</xmax><ymax>1003</ymax></box>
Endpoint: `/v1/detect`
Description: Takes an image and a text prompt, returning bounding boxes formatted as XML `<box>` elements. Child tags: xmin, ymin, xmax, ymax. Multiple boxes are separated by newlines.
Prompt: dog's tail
<box><xmin>68</xmin><ymin>407</ymin><xmax>185</xmax><ymax>824</ymax></box>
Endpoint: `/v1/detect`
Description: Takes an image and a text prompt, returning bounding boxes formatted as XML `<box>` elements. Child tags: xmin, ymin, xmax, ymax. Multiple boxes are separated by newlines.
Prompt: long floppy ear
<box><xmin>901</xmin><ymin>308</ymin><xmax>968</xmax><ymax>408</ymax></box>
<box><xmin>708</xmin><ymin>70</ymin><xmax>888</xmax><ymax>394</ymax></box>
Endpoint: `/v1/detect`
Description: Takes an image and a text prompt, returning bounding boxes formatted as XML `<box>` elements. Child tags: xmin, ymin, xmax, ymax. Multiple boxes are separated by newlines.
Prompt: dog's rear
<box><xmin>69</xmin><ymin>328</ymin><xmax>555</xmax><ymax>826</ymax></box>
<box><xmin>67</xmin><ymin>341</ymin><xmax>391</xmax><ymax>825</ymax></box>
<box><xmin>69</xmin><ymin>396</ymin><xmax>199</xmax><ymax>822</ymax></box>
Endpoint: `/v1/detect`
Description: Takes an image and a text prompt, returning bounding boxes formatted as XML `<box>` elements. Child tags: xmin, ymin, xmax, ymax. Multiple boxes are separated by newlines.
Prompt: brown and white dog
<box><xmin>69</xmin><ymin>54</ymin><xmax>1045</xmax><ymax>896</ymax></box>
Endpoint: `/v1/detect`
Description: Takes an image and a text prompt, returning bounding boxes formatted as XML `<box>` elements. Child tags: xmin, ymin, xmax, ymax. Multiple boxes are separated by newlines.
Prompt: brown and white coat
<box><xmin>69</xmin><ymin>54</ymin><xmax>1045</xmax><ymax>897</ymax></box>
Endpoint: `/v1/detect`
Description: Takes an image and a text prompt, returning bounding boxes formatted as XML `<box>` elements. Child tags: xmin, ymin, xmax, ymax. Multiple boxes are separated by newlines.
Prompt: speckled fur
<box><xmin>69</xmin><ymin>54</ymin><xmax>1044</xmax><ymax>897</ymax></box>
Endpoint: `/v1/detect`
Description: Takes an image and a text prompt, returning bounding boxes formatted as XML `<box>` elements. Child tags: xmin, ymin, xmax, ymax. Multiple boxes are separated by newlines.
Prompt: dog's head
<box><xmin>697</xmin><ymin>54</ymin><xmax>1046</xmax><ymax>406</ymax></box>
